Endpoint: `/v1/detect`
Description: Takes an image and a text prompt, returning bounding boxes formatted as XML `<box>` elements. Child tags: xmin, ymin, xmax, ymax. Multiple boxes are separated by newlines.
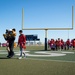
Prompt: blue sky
<box><xmin>0</xmin><ymin>0</ymin><xmax>75</xmax><ymax>43</ymax></box>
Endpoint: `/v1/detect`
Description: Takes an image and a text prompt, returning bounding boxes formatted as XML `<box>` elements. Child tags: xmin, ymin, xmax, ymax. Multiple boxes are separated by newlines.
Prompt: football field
<box><xmin>0</xmin><ymin>46</ymin><xmax>75</xmax><ymax>75</ymax></box>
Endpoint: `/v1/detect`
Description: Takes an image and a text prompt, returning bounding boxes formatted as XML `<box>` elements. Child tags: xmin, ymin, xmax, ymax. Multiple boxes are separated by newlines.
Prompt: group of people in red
<box><xmin>48</xmin><ymin>38</ymin><xmax>75</xmax><ymax>50</ymax></box>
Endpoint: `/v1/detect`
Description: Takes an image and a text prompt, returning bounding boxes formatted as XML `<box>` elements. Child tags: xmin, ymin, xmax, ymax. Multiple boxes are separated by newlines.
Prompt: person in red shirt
<box><xmin>66</xmin><ymin>39</ymin><xmax>70</xmax><ymax>50</ymax></box>
<box><xmin>50</xmin><ymin>39</ymin><xmax>55</xmax><ymax>50</ymax></box>
<box><xmin>18</xmin><ymin>30</ymin><xmax>26</xmax><ymax>59</ymax></box>
<box><xmin>61</xmin><ymin>39</ymin><xmax>64</xmax><ymax>50</ymax></box>
<box><xmin>71</xmin><ymin>39</ymin><xmax>75</xmax><ymax>50</ymax></box>
<box><xmin>57</xmin><ymin>38</ymin><xmax>61</xmax><ymax>50</ymax></box>
<box><xmin>55</xmin><ymin>39</ymin><xmax>58</xmax><ymax>50</ymax></box>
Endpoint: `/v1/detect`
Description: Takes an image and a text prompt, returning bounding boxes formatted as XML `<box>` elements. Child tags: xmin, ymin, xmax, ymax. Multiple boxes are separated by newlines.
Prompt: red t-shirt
<box><xmin>18</xmin><ymin>34</ymin><xmax>26</xmax><ymax>49</ymax></box>
<box><xmin>72</xmin><ymin>40</ymin><xmax>75</xmax><ymax>46</ymax></box>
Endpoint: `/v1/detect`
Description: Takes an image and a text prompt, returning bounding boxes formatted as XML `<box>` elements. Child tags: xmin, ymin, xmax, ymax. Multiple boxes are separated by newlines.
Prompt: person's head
<box><xmin>12</xmin><ymin>28</ymin><xmax>16</xmax><ymax>31</ymax></box>
<box><xmin>6</xmin><ymin>29</ymin><xmax>9</xmax><ymax>34</ymax></box>
<box><xmin>19</xmin><ymin>30</ymin><xmax>23</xmax><ymax>34</ymax></box>
<box><xmin>58</xmin><ymin>38</ymin><xmax>60</xmax><ymax>40</ymax></box>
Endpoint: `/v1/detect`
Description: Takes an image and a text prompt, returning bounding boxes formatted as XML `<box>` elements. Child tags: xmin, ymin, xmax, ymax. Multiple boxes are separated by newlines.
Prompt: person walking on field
<box><xmin>3</xmin><ymin>29</ymin><xmax>16</xmax><ymax>58</ymax></box>
<box><xmin>18</xmin><ymin>30</ymin><xmax>26</xmax><ymax>59</ymax></box>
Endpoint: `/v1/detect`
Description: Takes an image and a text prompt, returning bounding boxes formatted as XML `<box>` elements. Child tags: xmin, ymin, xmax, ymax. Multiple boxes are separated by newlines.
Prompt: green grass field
<box><xmin>0</xmin><ymin>46</ymin><xmax>75</xmax><ymax>75</ymax></box>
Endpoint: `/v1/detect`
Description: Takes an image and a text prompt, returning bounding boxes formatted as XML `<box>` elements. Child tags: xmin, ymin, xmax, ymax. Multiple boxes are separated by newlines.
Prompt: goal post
<box><xmin>22</xmin><ymin>6</ymin><xmax>74</xmax><ymax>50</ymax></box>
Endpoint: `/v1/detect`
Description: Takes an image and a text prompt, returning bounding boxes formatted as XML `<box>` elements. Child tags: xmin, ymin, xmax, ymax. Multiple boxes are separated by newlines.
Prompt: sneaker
<box><xmin>18</xmin><ymin>57</ymin><xmax>22</xmax><ymax>59</ymax></box>
<box><xmin>7</xmin><ymin>54</ymin><xmax>14</xmax><ymax>58</ymax></box>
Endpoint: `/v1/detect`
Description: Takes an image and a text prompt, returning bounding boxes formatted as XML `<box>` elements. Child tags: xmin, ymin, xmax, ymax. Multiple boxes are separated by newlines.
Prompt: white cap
<box><xmin>9</xmin><ymin>29</ymin><xmax>12</xmax><ymax>31</ymax></box>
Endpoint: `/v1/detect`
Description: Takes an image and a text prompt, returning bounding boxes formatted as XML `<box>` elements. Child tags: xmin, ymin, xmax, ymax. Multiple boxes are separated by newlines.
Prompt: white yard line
<box><xmin>0</xmin><ymin>50</ymin><xmax>75</xmax><ymax>63</ymax></box>
<box><xmin>25</xmin><ymin>58</ymin><xmax>75</xmax><ymax>63</ymax></box>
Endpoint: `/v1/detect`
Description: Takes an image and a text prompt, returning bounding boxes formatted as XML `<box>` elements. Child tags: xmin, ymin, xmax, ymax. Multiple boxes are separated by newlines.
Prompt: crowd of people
<box><xmin>48</xmin><ymin>38</ymin><xmax>75</xmax><ymax>50</ymax></box>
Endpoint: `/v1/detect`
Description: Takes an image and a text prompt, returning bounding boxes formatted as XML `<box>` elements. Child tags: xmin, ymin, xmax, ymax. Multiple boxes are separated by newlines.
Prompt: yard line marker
<box><xmin>25</xmin><ymin>58</ymin><xmax>75</xmax><ymax>63</ymax></box>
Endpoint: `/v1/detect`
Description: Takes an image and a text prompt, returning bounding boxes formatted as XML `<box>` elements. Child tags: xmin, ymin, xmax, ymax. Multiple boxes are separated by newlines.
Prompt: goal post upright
<box><xmin>22</xmin><ymin>6</ymin><xmax>74</xmax><ymax>50</ymax></box>
<box><xmin>22</xmin><ymin>8</ymin><xmax>24</xmax><ymax>30</ymax></box>
<box><xmin>72</xmin><ymin>6</ymin><xmax>74</xmax><ymax>29</ymax></box>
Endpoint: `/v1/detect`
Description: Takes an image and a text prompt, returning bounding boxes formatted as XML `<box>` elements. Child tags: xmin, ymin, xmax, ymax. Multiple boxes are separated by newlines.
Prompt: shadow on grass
<box><xmin>0</xmin><ymin>56</ymin><xmax>17</xmax><ymax>59</ymax></box>
<box><xmin>0</xmin><ymin>57</ymin><xmax>9</xmax><ymax>59</ymax></box>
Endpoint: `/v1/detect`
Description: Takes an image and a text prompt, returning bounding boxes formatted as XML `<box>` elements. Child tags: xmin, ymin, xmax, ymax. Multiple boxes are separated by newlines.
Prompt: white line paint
<box><xmin>0</xmin><ymin>50</ymin><xmax>74</xmax><ymax>57</ymax></box>
<box><xmin>25</xmin><ymin>58</ymin><xmax>75</xmax><ymax>63</ymax></box>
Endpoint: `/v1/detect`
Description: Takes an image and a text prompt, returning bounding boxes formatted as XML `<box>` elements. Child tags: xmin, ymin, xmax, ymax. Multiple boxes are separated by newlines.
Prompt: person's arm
<box><xmin>22</xmin><ymin>34</ymin><xmax>26</xmax><ymax>49</ymax></box>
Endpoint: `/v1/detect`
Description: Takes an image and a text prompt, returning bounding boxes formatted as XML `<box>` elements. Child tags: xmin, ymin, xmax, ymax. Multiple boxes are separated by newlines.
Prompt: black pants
<box><xmin>9</xmin><ymin>41</ymin><xmax>14</xmax><ymax>56</ymax></box>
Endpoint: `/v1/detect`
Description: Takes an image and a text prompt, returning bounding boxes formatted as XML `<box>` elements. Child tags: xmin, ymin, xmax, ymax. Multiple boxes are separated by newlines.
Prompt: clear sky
<box><xmin>0</xmin><ymin>0</ymin><xmax>75</xmax><ymax>43</ymax></box>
